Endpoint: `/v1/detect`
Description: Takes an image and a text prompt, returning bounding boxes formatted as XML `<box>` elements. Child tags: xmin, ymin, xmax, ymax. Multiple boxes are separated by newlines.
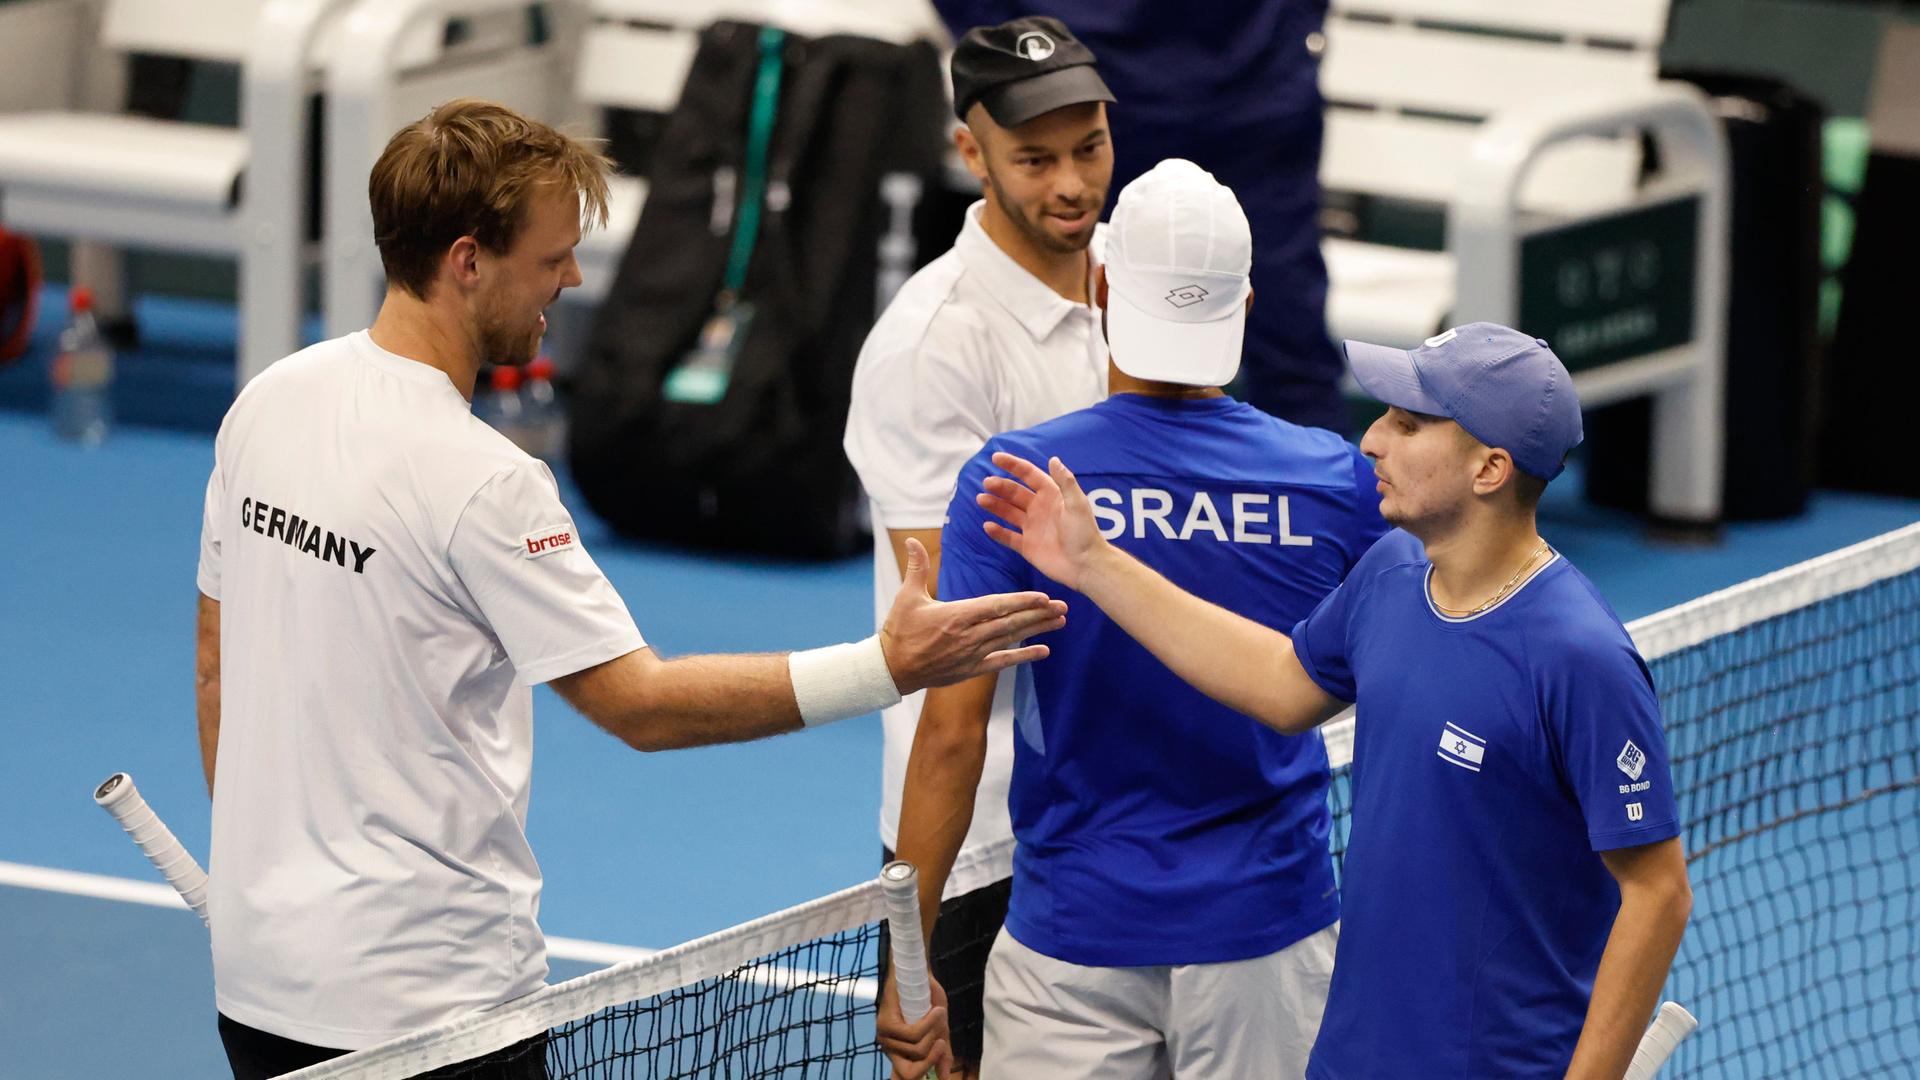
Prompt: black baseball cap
<box><xmin>950</xmin><ymin>16</ymin><xmax>1115</xmax><ymax>128</ymax></box>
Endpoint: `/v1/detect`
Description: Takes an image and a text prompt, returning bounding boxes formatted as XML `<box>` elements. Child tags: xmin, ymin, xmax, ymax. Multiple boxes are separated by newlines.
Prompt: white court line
<box><xmin>0</xmin><ymin>860</ymin><xmax>657</xmax><ymax>967</ymax></box>
<box><xmin>0</xmin><ymin>860</ymin><xmax>184</xmax><ymax>909</ymax></box>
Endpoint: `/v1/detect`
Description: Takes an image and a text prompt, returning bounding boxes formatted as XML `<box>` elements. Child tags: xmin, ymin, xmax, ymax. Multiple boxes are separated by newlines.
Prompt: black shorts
<box><xmin>217</xmin><ymin>1012</ymin><xmax>549</xmax><ymax>1079</ymax></box>
<box><xmin>877</xmin><ymin>846</ymin><xmax>1012</xmax><ymax>1067</ymax></box>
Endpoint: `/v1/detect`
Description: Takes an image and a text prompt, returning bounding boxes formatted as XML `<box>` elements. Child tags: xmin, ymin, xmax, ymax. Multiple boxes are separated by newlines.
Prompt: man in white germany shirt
<box><xmin>196</xmin><ymin>98</ymin><xmax>1066</xmax><ymax>1080</ymax></box>
<box><xmin>842</xmin><ymin>16</ymin><xmax>1115</xmax><ymax>1074</ymax></box>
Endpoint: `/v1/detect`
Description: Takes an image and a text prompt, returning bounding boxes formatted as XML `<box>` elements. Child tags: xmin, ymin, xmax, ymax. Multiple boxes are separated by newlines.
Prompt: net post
<box><xmin>880</xmin><ymin>860</ymin><xmax>932</xmax><ymax>1021</ymax></box>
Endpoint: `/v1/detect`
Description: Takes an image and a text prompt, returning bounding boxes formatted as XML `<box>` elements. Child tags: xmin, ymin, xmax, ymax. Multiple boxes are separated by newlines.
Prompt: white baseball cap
<box><xmin>1103</xmin><ymin>159</ymin><xmax>1253</xmax><ymax>387</ymax></box>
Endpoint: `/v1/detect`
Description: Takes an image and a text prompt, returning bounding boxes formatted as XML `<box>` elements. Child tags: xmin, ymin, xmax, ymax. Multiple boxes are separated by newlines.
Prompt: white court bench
<box><xmin>0</xmin><ymin>0</ymin><xmax>347</xmax><ymax>385</ymax></box>
<box><xmin>1317</xmin><ymin>0</ymin><xmax>1729</xmax><ymax>523</ymax></box>
<box><xmin>0</xmin><ymin>0</ymin><xmax>562</xmax><ymax>385</ymax></box>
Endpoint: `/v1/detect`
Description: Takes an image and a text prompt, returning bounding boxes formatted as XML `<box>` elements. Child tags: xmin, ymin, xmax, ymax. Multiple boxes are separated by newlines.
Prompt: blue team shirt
<box><xmin>1292</xmin><ymin>530</ymin><xmax>1681</xmax><ymax>1078</ymax></box>
<box><xmin>939</xmin><ymin>393</ymin><xmax>1387</xmax><ymax>967</ymax></box>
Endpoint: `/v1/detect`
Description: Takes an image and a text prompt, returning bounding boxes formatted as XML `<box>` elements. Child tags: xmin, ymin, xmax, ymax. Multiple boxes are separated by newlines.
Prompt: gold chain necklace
<box><xmin>1431</xmin><ymin>540</ymin><xmax>1552</xmax><ymax>617</ymax></box>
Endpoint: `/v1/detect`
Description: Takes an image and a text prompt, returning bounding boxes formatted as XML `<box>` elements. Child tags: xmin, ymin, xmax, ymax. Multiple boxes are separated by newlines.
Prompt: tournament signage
<box><xmin>1518</xmin><ymin>196</ymin><xmax>1699</xmax><ymax>373</ymax></box>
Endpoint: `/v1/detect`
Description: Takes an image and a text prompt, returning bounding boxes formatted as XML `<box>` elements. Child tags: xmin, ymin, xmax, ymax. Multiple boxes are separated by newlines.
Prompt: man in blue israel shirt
<box><xmin>968</xmin><ymin>322</ymin><xmax>1693</xmax><ymax>1079</ymax></box>
<box><xmin>876</xmin><ymin>160</ymin><xmax>1386</xmax><ymax>1079</ymax></box>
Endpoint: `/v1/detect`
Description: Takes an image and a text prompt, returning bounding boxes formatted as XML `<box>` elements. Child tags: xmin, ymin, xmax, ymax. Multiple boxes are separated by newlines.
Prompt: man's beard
<box><xmin>479</xmin><ymin>307</ymin><xmax>542</xmax><ymax>367</ymax></box>
<box><xmin>985</xmin><ymin>168</ymin><xmax>1102</xmax><ymax>256</ymax></box>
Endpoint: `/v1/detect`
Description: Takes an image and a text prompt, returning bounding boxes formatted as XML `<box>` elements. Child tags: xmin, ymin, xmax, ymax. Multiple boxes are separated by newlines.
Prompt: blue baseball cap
<box><xmin>1344</xmin><ymin>323</ymin><xmax>1583</xmax><ymax>480</ymax></box>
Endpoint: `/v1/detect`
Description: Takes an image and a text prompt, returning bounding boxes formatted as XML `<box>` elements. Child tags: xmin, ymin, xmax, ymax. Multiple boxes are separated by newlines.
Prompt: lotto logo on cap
<box><xmin>1164</xmin><ymin>285</ymin><xmax>1210</xmax><ymax>309</ymax></box>
<box><xmin>1103</xmin><ymin>159</ymin><xmax>1253</xmax><ymax>388</ymax></box>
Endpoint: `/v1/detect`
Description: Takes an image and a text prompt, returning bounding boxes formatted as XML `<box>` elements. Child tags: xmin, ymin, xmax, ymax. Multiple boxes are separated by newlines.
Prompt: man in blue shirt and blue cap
<box><xmin>970</xmin><ymin>323</ymin><xmax>1694</xmax><ymax>1077</ymax></box>
<box><xmin>877</xmin><ymin>158</ymin><xmax>1387</xmax><ymax>1078</ymax></box>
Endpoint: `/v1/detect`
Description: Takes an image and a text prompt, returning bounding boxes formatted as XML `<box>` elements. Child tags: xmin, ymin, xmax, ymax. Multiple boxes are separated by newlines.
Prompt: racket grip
<box><xmin>1625</xmin><ymin>1001</ymin><xmax>1699</xmax><ymax>1080</ymax></box>
<box><xmin>880</xmin><ymin>861</ymin><xmax>933</xmax><ymax>1021</ymax></box>
<box><xmin>94</xmin><ymin>772</ymin><xmax>211</xmax><ymax>928</ymax></box>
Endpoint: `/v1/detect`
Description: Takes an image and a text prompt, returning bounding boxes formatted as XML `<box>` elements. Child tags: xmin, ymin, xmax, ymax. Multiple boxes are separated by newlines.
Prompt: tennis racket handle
<box><xmin>1625</xmin><ymin>1001</ymin><xmax>1699</xmax><ymax>1080</ymax></box>
<box><xmin>880</xmin><ymin>861</ymin><xmax>933</xmax><ymax>1021</ymax></box>
<box><xmin>93</xmin><ymin>772</ymin><xmax>211</xmax><ymax>928</ymax></box>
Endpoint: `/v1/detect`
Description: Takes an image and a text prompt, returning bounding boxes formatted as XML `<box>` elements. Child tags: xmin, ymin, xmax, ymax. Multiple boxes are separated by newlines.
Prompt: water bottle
<box><xmin>524</xmin><ymin>356</ymin><xmax>564</xmax><ymax>462</ymax></box>
<box><xmin>51</xmin><ymin>287</ymin><xmax>114</xmax><ymax>445</ymax></box>
<box><xmin>480</xmin><ymin>363</ymin><xmax>553</xmax><ymax>456</ymax></box>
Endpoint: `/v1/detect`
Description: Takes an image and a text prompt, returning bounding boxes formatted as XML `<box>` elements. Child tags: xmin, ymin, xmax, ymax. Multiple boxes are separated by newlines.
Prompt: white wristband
<box><xmin>789</xmin><ymin>635</ymin><xmax>902</xmax><ymax>726</ymax></box>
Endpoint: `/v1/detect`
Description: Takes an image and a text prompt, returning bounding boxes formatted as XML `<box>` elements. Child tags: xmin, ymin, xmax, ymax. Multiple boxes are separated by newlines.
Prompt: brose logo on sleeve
<box><xmin>520</xmin><ymin>524</ymin><xmax>577</xmax><ymax>559</ymax></box>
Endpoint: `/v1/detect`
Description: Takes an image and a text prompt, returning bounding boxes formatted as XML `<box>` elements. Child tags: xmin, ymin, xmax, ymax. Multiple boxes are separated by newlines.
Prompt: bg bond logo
<box><xmin>1617</xmin><ymin>740</ymin><xmax>1646</xmax><ymax>781</ymax></box>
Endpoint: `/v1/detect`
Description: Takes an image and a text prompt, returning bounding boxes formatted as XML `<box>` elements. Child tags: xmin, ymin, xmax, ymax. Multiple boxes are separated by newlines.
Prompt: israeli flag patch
<box><xmin>1617</xmin><ymin>740</ymin><xmax>1646</xmax><ymax>781</ymax></box>
<box><xmin>1436</xmin><ymin>722</ymin><xmax>1486</xmax><ymax>772</ymax></box>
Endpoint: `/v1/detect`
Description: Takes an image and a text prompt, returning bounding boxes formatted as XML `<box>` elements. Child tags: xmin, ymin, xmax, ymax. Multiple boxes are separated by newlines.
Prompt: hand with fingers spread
<box><xmin>879</xmin><ymin>536</ymin><xmax>1068</xmax><ymax>694</ymax></box>
<box><xmin>977</xmin><ymin>452</ymin><xmax>1112</xmax><ymax>594</ymax></box>
<box><xmin>877</xmin><ymin>970</ymin><xmax>957</xmax><ymax>1080</ymax></box>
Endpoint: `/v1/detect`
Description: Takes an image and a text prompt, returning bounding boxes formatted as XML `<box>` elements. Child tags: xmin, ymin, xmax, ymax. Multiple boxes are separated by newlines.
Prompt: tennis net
<box><xmin>298</xmin><ymin>523</ymin><xmax>1918</xmax><ymax>1079</ymax></box>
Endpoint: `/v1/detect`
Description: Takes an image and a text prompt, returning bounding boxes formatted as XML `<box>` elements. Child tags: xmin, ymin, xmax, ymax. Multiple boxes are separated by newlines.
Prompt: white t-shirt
<box><xmin>844</xmin><ymin>202</ymin><xmax>1108</xmax><ymax>884</ymax></box>
<box><xmin>196</xmin><ymin>331</ymin><xmax>646</xmax><ymax>1048</ymax></box>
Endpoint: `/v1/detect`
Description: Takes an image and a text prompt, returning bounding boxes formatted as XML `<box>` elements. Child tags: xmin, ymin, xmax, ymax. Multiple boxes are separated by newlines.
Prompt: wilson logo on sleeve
<box><xmin>521</xmin><ymin>525</ymin><xmax>577</xmax><ymax>559</ymax></box>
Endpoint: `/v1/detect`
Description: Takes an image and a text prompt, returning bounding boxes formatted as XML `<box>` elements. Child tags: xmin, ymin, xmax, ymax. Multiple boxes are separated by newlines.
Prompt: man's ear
<box><xmin>1094</xmin><ymin>263</ymin><xmax>1108</xmax><ymax>309</ymax></box>
<box><xmin>447</xmin><ymin>236</ymin><xmax>482</xmax><ymax>289</ymax></box>
<box><xmin>955</xmin><ymin>125</ymin><xmax>988</xmax><ymax>186</ymax></box>
<box><xmin>1474</xmin><ymin>447</ymin><xmax>1517</xmax><ymax>498</ymax></box>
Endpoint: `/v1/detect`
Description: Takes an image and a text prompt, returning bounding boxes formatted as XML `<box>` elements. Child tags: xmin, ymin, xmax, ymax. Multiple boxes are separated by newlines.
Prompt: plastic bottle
<box><xmin>50</xmin><ymin>287</ymin><xmax>114</xmax><ymax>445</ymax></box>
<box><xmin>524</xmin><ymin>356</ymin><xmax>563</xmax><ymax>462</ymax></box>
<box><xmin>476</xmin><ymin>364</ymin><xmax>529</xmax><ymax>448</ymax></box>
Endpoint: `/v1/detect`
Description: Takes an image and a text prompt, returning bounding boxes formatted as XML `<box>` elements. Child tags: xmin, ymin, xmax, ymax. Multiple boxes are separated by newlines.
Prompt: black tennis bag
<box><xmin>567</xmin><ymin>21</ymin><xmax>946</xmax><ymax>558</ymax></box>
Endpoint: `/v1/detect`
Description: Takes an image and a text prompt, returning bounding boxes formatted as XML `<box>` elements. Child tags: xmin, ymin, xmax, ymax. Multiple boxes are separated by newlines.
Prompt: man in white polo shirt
<box><xmin>841</xmin><ymin>16</ymin><xmax>1115</xmax><ymax>1074</ymax></box>
<box><xmin>195</xmin><ymin>98</ymin><xmax>1066</xmax><ymax>1080</ymax></box>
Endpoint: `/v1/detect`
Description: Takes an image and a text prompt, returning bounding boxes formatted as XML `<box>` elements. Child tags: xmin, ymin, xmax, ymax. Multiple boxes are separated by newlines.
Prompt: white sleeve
<box><xmin>448</xmin><ymin>462</ymin><xmax>647</xmax><ymax>686</ymax></box>
<box><xmin>844</xmin><ymin>321</ymin><xmax>1001</xmax><ymax>531</ymax></box>
<box><xmin>196</xmin><ymin>428</ymin><xmax>226</xmax><ymax>600</ymax></box>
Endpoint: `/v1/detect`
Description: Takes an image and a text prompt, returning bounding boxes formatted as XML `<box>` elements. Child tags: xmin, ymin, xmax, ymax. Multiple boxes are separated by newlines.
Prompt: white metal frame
<box><xmin>1320</xmin><ymin>0</ymin><xmax>1730</xmax><ymax>524</ymax></box>
<box><xmin>1448</xmin><ymin>84</ymin><xmax>1730</xmax><ymax>524</ymax></box>
<box><xmin>0</xmin><ymin>0</ymin><xmax>343</xmax><ymax>386</ymax></box>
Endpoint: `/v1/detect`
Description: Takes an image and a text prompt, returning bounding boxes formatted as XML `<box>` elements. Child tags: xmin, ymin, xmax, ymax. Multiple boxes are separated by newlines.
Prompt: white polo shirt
<box><xmin>844</xmin><ymin>202</ymin><xmax>1108</xmax><ymax>882</ymax></box>
<box><xmin>196</xmin><ymin>331</ymin><xmax>646</xmax><ymax>1048</ymax></box>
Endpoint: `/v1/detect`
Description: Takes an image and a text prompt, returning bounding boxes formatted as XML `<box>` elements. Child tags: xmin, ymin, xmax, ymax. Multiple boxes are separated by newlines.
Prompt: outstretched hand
<box><xmin>977</xmin><ymin>453</ymin><xmax>1107</xmax><ymax>593</ymax></box>
<box><xmin>880</xmin><ymin>537</ymin><xmax>1067</xmax><ymax>695</ymax></box>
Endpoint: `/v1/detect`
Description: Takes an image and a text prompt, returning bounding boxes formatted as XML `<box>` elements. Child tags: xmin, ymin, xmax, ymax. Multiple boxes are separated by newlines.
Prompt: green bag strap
<box><xmin>719</xmin><ymin>26</ymin><xmax>787</xmax><ymax>303</ymax></box>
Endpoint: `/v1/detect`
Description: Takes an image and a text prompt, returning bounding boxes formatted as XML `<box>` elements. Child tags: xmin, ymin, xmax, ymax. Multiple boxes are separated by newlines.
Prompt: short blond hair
<box><xmin>370</xmin><ymin>98</ymin><xmax>612</xmax><ymax>299</ymax></box>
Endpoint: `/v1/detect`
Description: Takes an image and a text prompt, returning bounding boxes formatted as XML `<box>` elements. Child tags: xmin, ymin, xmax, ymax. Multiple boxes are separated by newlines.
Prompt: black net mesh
<box><xmin>1653</xmin><ymin>565</ymin><xmax>1919</xmax><ymax>1078</ymax></box>
<box><xmin>428</xmin><ymin>930</ymin><xmax>885</xmax><ymax>1078</ymax></box>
